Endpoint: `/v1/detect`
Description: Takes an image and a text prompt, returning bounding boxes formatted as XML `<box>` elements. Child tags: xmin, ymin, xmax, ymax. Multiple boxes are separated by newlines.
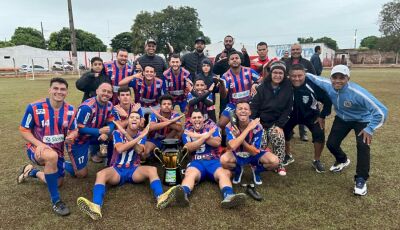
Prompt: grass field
<box><xmin>0</xmin><ymin>69</ymin><xmax>399</xmax><ymax>229</ymax></box>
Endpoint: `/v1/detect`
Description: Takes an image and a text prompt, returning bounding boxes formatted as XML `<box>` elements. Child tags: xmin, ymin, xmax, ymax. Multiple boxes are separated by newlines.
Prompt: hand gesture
<box><xmin>251</xmin><ymin>84</ymin><xmax>258</xmax><ymax>96</ymax></box>
<box><xmin>114</xmin><ymin>105</ymin><xmax>128</xmax><ymax>119</ymax></box>
<box><xmin>65</xmin><ymin>130</ymin><xmax>78</xmax><ymax>144</ymax></box>
<box><xmin>140</xmin><ymin>124</ymin><xmax>150</xmax><ymax>138</ymax></box>
<box><xmin>132</xmin><ymin>103</ymin><xmax>141</xmax><ymax>113</ymax></box>
<box><xmin>247</xmin><ymin>118</ymin><xmax>260</xmax><ymax>131</ymax></box>
<box><xmin>170</xmin><ymin>114</ymin><xmax>184</xmax><ymax>123</ymax></box>
<box><xmin>135</xmin><ymin>62</ymin><xmax>142</xmax><ymax>73</ymax></box>
<box><xmin>314</xmin><ymin>117</ymin><xmax>325</xmax><ymax>130</ymax></box>
<box><xmin>98</xmin><ymin>133</ymin><xmax>108</xmax><ymax>141</ymax></box>
<box><xmin>99</xmin><ymin>126</ymin><xmax>110</xmax><ymax>134</ymax></box>
<box><xmin>241</xmin><ymin>45</ymin><xmax>247</xmax><ymax>54</ymax></box>
<box><xmin>209</xmin><ymin>83</ymin><xmax>215</xmax><ymax>92</ymax></box>
<box><xmin>358</xmin><ymin>130</ymin><xmax>372</xmax><ymax>145</ymax></box>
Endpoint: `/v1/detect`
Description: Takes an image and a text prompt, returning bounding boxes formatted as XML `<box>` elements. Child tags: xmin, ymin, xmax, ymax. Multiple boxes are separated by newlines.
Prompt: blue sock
<box><xmin>221</xmin><ymin>186</ymin><xmax>234</xmax><ymax>199</ymax></box>
<box><xmin>150</xmin><ymin>180</ymin><xmax>163</xmax><ymax>198</ymax></box>
<box><xmin>44</xmin><ymin>172</ymin><xmax>60</xmax><ymax>204</ymax></box>
<box><xmin>256</xmin><ymin>163</ymin><xmax>265</xmax><ymax>173</ymax></box>
<box><xmin>64</xmin><ymin>161</ymin><xmax>75</xmax><ymax>176</ymax></box>
<box><xmin>93</xmin><ymin>184</ymin><xmax>106</xmax><ymax>207</ymax></box>
<box><xmin>182</xmin><ymin>186</ymin><xmax>191</xmax><ymax>196</ymax></box>
<box><xmin>29</xmin><ymin>168</ymin><xmax>39</xmax><ymax>178</ymax></box>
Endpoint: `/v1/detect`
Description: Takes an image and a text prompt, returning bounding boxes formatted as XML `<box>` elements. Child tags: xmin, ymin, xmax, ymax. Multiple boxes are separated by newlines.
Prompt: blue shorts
<box><xmin>187</xmin><ymin>159</ymin><xmax>221</xmax><ymax>182</ymax></box>
<box><xmin>147</xmin><ymin>138</ymin><xmax>162</xmax><ymax>149</ymax></box>
<box><xmin>27</xmin><ymin>146</ymin><xmax>65</xmax><ymax>177</ymax></box>
<box><xmin>235</xmin><ymin>150</ymin><xmax>267</xmax><ymax>167</ymax></box>
<box><xmin>174</xmin><ymin>101</ymin><xmax>187</xmax><ymax>113</ymax></box>
<box><xmin>113</xmin><ymin>166</ymin><xmax>138</xmax><ymax>186</ymax></box>
<box><xmin>68</xmin><ymin>142</ymin><xmax>90</xmax><ymax>171</ymax></box>
<box><xmin>221</xmin><ymin>103</ymin><xmax>236</xmax><ymax>118</ymax></box>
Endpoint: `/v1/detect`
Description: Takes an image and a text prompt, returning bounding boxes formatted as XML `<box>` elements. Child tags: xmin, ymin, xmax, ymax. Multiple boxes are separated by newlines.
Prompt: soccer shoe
<box><xmin>221</xmin><ymin>193</ymin><xmax>246</xmax><ymax>209</ymax></box>
<box><xmin>329</xmin><ymin>159</ymin><xmax>351</xmax><ymax>173</ymax></box>
<box><xmin>282</xmin><ymin>153</ymin><xmax>295</xmax><ymax>166</ymax></box>
<box><xmin>245</xmin><ymin>184</ymin><xmax>262</xmax><ymax>201</ymax></box>
<box><xmin>156</xmin><ymin>185</ymin><xmax>179</xmax><ymax>209</ymax></box>
<box><xmin>277</xmin><ymin>166</ymin><xmax>287</xmax><ymax>176</ymax></box>
<box><xmin>312</xmin><ymin>160</ymin><xmax>326</xmax><ymax>173</ymax></box>
<box><xmin>301</xmin><ymin>134</ymin><xmax>309</xmax><ymax>142</ymax></box>
<box><xmin>174</xmin><ymin>185</ymin><xmax>189</xmax><ymax>207</ymax></box>
<box><xmin>354</xmin><ymin>177</ymin><xmax>367</xmax><ymax>196</ymax></box>
<box><xmin>251</xmin><ymin>166</ymin><xmax>262</xmax><ymax>185</ymax></box>
<box><xmin>77</xmin><ymin>197</ymin><xmax>102</xmax><ymax>220</ymax></box>
<box><xmin>232</xmin><ymin>166</ymin><xmax>244</xmax><ymax>184</ymax></box>
<box><xmin>17</xmin><ymin>164</ymin><xmax>34</xmax><ymax>184</ymax></box>
<box><xmin>52</xmin><ymin>200</ymin><xmax>70</xmax><ymax>216</ymax></box>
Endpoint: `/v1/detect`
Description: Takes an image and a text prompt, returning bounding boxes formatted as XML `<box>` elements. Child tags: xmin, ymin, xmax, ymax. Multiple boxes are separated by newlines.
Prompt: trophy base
<box><xmin>163</xmin><ymin>168</ymin><xmax>182</xmax><ymax>186</ymax></box>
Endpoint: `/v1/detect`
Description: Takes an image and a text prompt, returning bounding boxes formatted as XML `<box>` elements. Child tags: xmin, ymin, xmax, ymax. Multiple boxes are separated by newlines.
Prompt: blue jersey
<box><xmin>104</xmin><ymin>60</ymin><xmax>134</xmax><ymax>105</ymax></box>
<box><xmin>111</xmin><ymin>130</ymin><xmax>146</xmax><ymax>168</ymax></box>
<box><xmin>226</xmin><ymin>122</ymin><xmax>263</xmax><ymax>153</ymax></box>
<box><xmin>20</xmin><ymin>98</ymin><xmax>76</xmax><ymax>157</ymax></box>
<box><xmin>75</xmin><ymin>97</ymin><xmax>114</xmax><ymax>144</ymax></box>
<box><xmin>222</xmin><ymin>67</ymin><xmax>260</xmax><ymax>104</ymax></box>
<box><xmin>128</xmin><ymin>77</ymin><xmax>166</xmax><ymax>108</ymax></box>
<box><xmin>163</xmin><ymin>67</ymin><xmax>193</xmax><ymax>103</ymax></box>
<box><xmin>112</xmin><ymin>103</ymin><xmax>144</xmax><ymax>121</ymax></box>
<box><xmin>182</xmin><ymin>125</ymin><xmax>221</xmax><ymax>160</ymax></box>
<box><xmin>306</xmin><ymin>73</ymin><xmax>388</xmax><ymax>135</ymax></box>
<box><xmin>148</xmin><ymin>111</ymin><xmax>180</xmax><ymax>140</ymax></box>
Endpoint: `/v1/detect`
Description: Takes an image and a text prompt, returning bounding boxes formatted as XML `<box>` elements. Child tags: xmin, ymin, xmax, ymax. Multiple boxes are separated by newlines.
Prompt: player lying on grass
<box><xmin>77</xmin><ymin>111</ymin><xmax>181</xmax><ymax>220</ymax></box>
<box><xmin>171</xmin><ymin>110</ymin><xmax>247</xmax><ymax>208</ymax></box>
<box><xmin>17</xmin><ymin>77</ymin><xmax>77</xmax><ymax>216</ymax></box>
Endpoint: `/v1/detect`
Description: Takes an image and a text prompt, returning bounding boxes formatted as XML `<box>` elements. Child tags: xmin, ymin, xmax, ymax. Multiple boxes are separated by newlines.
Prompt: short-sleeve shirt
<box><xmin>111</xmin><ymin>130</ymin><xmax>146</xmax><ymax>168</ymax></box>
<box><xmin>182</xmin><ymin>125</ymin><xmax>221</xmax><ymax>160</ymax></box>
<box><xmin>222</xmin><ymin>67</ymin><xmax>260</xmax><ymax>104</ymax></box>
<box><xmin>128</xmin><ymin>77</ymin><xmax>165</xmax><ymax>108</ymax></box>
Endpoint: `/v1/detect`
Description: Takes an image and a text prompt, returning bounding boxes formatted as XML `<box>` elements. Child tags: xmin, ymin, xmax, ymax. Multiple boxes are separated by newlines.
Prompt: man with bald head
<box><xmin>65</xmin><ymin>82</ymin><xmax>115</xmax><ymax>178</ymax></box>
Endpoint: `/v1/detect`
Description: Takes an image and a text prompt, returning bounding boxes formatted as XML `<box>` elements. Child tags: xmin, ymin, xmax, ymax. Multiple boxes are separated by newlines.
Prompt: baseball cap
<box><xmin>331</xmin><ymin>65</ymin><xmax>350</xmax><ymax>77</ymax></box>
<box><xmin>145</xmin><ymin>38</ymin><xmax>157</xmax><ymax>46</ymax></box>
<box><xmin>195</xmin><ymin>37</ymin><xmax>206</xmax><ymax>44</ymax></box>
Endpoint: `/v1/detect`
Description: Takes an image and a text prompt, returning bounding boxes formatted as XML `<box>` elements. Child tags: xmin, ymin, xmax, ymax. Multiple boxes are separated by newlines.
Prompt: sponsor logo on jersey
<box><xmin>36</xmin><ymin>109</ymin><xmax>45</xmax><ymax>115</ymax></box>
<box><xmin>43</xmin><ymin>134</ymin><xmax>64</xmax><ymax>144</ymax></box>
<box><xmin>302</xmin><ymin>96</ymin><xmax>309</xmax><ymax>104</ymax></box>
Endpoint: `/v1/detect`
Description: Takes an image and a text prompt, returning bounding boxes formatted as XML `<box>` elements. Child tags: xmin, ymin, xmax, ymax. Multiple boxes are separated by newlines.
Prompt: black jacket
<box><xmin>212</xmin><ymin>48</ymin><xmax>250</xmax><ymax>75</ymax></box>
<box><xmin>76</xmin><ymin>70</ymin><xmax>111</xmax><ymax>102</ymax></box>
<box><xmin>182</xmin><ymin>51</ymin><xmax>210</xmax><ymax>80</ymax></box>
<box><xmin>250</xmin><ymin>77</ymin><xmax>293</xmax><ymax>129</ymax></box>
<box><xmin>310</xmin><ymin>53</ymin><xmax>323</xmax><ymax>75</ymax></box>
<box><xmin>284</xmin><ymin>56</ymin><xmax>316</xmax><ymax>74</ymax></box>
<box><xmin>290</xmin><ymin>78</ymin><xmax>332</xmax><ymax>122</ymax></box>
<box><xmin>136</xmin><ymin>54</ymin><xmax>167</xmax><ymax>79</ymax></box>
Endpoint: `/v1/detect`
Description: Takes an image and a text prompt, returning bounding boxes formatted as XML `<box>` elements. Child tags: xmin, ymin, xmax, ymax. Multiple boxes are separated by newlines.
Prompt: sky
<box><xmin>0</xmin><ymin>0</ymin><xmax>390</xmax><ymax>49</ymax></box>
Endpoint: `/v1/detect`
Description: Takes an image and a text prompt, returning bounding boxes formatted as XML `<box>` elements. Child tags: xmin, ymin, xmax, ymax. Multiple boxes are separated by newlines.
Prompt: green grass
<box><xmin>0</xmin><ymin>69</ymin><xmax>399</xmax><ymax>229</ymax></box>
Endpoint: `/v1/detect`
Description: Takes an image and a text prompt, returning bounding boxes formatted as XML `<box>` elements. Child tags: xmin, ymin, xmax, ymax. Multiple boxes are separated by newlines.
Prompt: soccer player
<box><xmin>250</xmin><ymin>42</ymin><xmax>278</xmax><ymax>78</ymax></box>
<box><xmin>17</xmin><ymin>77</ymin><xmax>77</xmax><ymax>216</ymax></box>
<box><xmin>283</xmin><ymin>64</ymin><xmax>332</xmax><ymax>173</ymax></box>
<box><xmin>306</xmin><ymin>65</ymin><xmax>387</xmax><ymax>196</ymax></box>
<box><xmin>77</xmin><ymin>111</ymin><xmax>180</xmax><ymax>220</ymax></box>
<box><xmin>65</xmin><ymin>82</ymin><xmax>115</xmax><ymax>178</ymax></box>
<box><xmin>103</xmin><ymin>48</ymin><xmax>135</xmax><ymax>105</ymax></box>
<box><xmin>220</xmin><ymin>101</ymin><xmax>279</xmax><ymax>185</ymax></box>
<box><xmin>112</xmin><ymin>87</ymin><xmax>144</xmax><ymax>129</ymax></box>
<box><xmin>174</xmin><ymin>110</ymin><xmax>247</xmax><ymax>208</ymax></box>
<box><xmin>144</xmin><ymin>94</ymin><xmax>184</xmax><ymax>158</ymax></box>
<box><xmin>163</xmin><ymin>54</ymin><xmax>193</xmax><ymax>113</ymax></box>
<box><xmin>186</xmin><ymin>78</ymin><xmax>216</xmax><ymax>123</ymax></box>
<box><xmin>218</xmin><ymin>51</ymin><xmax>261</xmax><ymax>144</ymax></box>
<box><xmin>119</xmin><ymin>65</ymin><xmax>166</xmax><ymax>116</ymax></box>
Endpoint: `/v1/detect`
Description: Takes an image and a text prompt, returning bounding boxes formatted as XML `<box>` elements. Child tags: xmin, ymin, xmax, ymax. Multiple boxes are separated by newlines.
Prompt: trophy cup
<box><xmin>153</xmin><ymin>139</ymin><xmax>188</xmax><ymax>186</ymax></box>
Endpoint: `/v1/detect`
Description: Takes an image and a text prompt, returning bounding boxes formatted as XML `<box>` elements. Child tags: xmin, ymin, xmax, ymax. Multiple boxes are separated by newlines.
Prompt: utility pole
<box><xmin>354</xmin><ymin>29</ymin><xmax>357</xmax><ymax>49</ymax></box>
<box><xmin>68</xmin><ymin>0</ymin><xmax>78</xmax><ymax>72</ymax></box>
<box><xmin>40</xmin><ymin>21</ymin><xmax>45</xmax><ymax>48</ymax></box>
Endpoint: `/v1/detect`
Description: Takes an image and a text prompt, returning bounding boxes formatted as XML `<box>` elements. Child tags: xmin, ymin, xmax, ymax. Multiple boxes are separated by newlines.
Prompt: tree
<box><xmin>360</xmin><ymin>36</ymin><xmax>379</xmax><ymax>49</ymax></box>
<box><xmin>0</xmin><ymin>41</ymin><xmax>15</xmax><ymax>48</ymax></box>
<box><xmin>131</xmin><ymin>6</ymin><xmax>210</xmax><ymax>56</ymax></box>
<box><xmin>10</xmin><ymin>27</ymin><xmax>46</xmax><ymax>49</ymax></box>
<box><xmin>379</xmin><ymin>0</ymin><xmax>400</xmax><ymax>36</ymax></box>
<box><xmin>314</xmin><ymin>37</ymin><xmax>338</xmax><ymax>50</ymax></box>
<box><xmin>297</xmin><ymin>37</ymin><xmax>314</xmax><ymax>43</ymax></box>
<box><xmin>376</xmin><ymin>35</ymin><xmax>400</xmax><ymax>52</ymax></box>
<box><xmin>110</xmin><ymin>32</ymin><xmax>133</xmax><ymax>52</ymax></box>
<box><xmin>48</xmin><ymin>28</ymin><xmax>106</xmax><ymax>51</ymax></box>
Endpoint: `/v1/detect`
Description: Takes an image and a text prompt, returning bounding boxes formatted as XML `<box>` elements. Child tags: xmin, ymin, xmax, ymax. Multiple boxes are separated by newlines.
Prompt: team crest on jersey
<box><xmin>36</xmin><ymin>109</ymin><xmax>45</xmax><ymax>115</ymax></box>
<box><xmin>67</xmin><ymin>110</ymin><xmax>74</xmax><ymax>116</ymax></box>
<box><xmin>302</xmin><ymin>96</ymin><xmax>309</xmax><ymax>104</ymax></box>
<box><xmin>344</xmin><ymin>100</ymin><xmax>352</xmax><ymax>107</ymax></box>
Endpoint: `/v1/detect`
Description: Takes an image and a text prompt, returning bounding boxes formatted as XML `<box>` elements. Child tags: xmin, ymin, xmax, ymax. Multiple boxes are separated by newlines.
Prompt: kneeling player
<box><xmin>220</xmin><ymin>101</ymin><xmax>279</xmax><ymax>185</ymax></box>
<box><xmin>17</xmin><ymin>77</ymin><xmax>77</xmax><ymax>216</ymax></box>
<box><xmin>77</xmin><ymin>111</ymin><xmax>179</xmax><ymax>220</ymax></box>
<box><xmin>175</xmin><ymin>110</ymin><xmax>246</xmax><ymax>208</ymax></box>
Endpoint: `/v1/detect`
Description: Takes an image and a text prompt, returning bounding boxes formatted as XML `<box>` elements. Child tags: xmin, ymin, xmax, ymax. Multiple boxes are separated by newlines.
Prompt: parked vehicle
<box><xmin>52</xmin><ymin>61</ymin><xmax>74</xmax><ymax>71</ymax></box>
<box><xmin>21</xmin><ymin>65</ymin><xmax>49</xmax><ymax>72</ymax></box>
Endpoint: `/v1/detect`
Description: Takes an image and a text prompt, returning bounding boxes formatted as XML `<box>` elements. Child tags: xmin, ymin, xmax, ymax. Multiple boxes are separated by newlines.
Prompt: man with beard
<box><xmin>163</xmin><ymin>54</ymin><xmax>193</xmax><ymax>113</ymax></box>
<box><xmin>104</xmin><ymin>49</ymin><xmax>135</xmax><ymax>105</ymax></box>
<box><xmin>213</xmin><ymin>35</ymin><xmax>251</xmax><ymax>115</ymax></box>
<box><xmin>181</xmin><ymin>37</ymin><xmax>211</xmax><ymax>80</ymax></box>
<box><xmin>64</xmin><ymin>83</ymin><xmax>115</xmax><ymax>178</ymax></box>
<box><xmin>174</xmin><ymin>110</ymin><xmax>247</xmax><ymax>209</ymax></box>
<box><xmin>135</xmin><ymin>39</ymin><xmax>168</xmax><ymax>80</ymax></box>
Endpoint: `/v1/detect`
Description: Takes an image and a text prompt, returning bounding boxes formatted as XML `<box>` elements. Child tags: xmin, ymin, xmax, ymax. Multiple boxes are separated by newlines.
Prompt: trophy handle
<box><xmin>178</xmin><ymin>147</ymin><xmax>189</xmax><ymax>165</ymax></box>
<box><xmin>153</xmin><ymin>148</ymin><xmax>165</xmax><ymax>167</ymax></box>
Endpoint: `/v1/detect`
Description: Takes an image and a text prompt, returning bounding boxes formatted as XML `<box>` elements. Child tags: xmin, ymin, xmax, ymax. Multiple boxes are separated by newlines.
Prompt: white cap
<box><xmin>331</xmin><ymin>65</ymin><xmax>350</xmax><ymax>77</ymax></box>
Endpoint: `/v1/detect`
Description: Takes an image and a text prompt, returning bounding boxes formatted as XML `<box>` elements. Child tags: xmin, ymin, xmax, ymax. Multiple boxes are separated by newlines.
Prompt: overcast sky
<box><xmin>0</xmin><ymin>0</ymin><xmax>390</xmax><ymax>49</ymax></box>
